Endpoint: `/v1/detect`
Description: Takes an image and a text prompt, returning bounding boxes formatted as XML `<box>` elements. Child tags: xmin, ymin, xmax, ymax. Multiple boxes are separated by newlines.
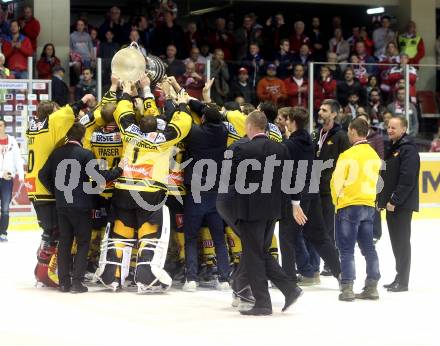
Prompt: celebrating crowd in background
<box><xmin>1</xmin><ymin>2</ymin><xmax>440</xmax><ymax>148</ymax></box>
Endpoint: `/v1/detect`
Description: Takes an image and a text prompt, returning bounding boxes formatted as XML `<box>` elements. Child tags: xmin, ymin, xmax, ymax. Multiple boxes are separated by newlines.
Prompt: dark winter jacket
<box><xmin>184</xmin><ymin>121</ymin><xmax>228</xmax><ymax>191</ymax></box>
<box><xmin>312</xmin><ymin>123</ymin><xmax>350</xmax><ymax>195</ymax></box>
<box><xmin>39</xmin><ymin>142</ymin><xmax>122</xmax><ymax>210</ymax></box>
<box><xmin>282</xmin><ymin>129</ymin><xmax>316</xmax><ymax>201</ymax></box>
<box><xmin>377</xmin><ymin>134</ymin><xmax>420</xmax><ymax>211</ymax></box>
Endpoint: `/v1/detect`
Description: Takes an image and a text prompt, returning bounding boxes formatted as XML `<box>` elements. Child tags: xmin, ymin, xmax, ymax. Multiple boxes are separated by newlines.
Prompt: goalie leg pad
<box><xmin>94</xmin><ymin>221</ymin><xmax>136</xmax><ymax>288</ymax></box>
<box><xmin>135</xmin><ymin>206</ymin><xmax>172</xmax><ymax>289</ymax></box>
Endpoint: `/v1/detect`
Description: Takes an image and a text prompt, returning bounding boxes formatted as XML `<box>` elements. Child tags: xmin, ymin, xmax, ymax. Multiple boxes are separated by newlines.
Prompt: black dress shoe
<box><xmin>71</xmin><ymin>282</ymin><xmax>88</xmax><ymax>293</ymax></box>
<box><xmin>387</xmin><ymin>283</ymin><xmax>408</xmax><ymax>292</ymax></box>
<box><xmin>240</xmin><ymin>307</ymin><xmax>272</xmax><ymax>316</ymax></box>
<box><xmin>282</xmin><ymin>286</ymin><xmax>303</xmax><ymax>312</ymax></box>
<box><xmin>59</xmin><ymin>285</ymin><xmax>71</xmax><ymax>293</ymax></box>
<box><xmin>383</xmin><ymin>277</ymin><xmax>399</xmax><ymax>289</ymax></box>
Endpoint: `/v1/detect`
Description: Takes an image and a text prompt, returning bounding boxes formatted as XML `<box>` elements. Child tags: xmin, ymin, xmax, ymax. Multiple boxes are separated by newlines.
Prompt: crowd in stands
<box><xmin>65</xmin><ymin>4</ymin><xmax>427</xmax><ymax>139</ymax></box>
<box><xmin>1</xmin><ymin>2</ymin><xmax>440</xmax><ymax>144</ymax></box>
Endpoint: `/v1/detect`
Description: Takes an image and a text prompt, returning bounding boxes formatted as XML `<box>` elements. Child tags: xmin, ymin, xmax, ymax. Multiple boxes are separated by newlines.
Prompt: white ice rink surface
<box><xmin>0</xmin><ymin>220</ymin><xmax>439</xmax><ymax>346</ymax></box>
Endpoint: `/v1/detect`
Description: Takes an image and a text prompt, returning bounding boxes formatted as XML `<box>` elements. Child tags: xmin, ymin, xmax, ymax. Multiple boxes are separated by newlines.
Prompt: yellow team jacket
<box><xmin>113</xmin><ymin>98</ymin><xmax>192</xmax><ymax>193</ymax></box>
<box><xmin>330</xmin><ymin>143</ymin><xmax>382</xmax><ymax>211</ymax></box>
<box><xmin>26</xmin><ymin>106</ymin><xmax>76</xmax><ymax>202</ymax></box>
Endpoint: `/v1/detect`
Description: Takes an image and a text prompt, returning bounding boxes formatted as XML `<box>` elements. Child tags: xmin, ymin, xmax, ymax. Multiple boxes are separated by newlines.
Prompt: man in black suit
<box><xmin>39</xmin><ymin>123</ymin><xmax>123</xmax><ymax>293</ymax></box>
<box><xmin>227</xmin><ymin>110</ymin><xmax>302</xmax><ymax>316</ymax></box>
<box><xmin>378</xmin><ymin>116</ymin><xmax>420</xmax><ymax>292</ymax></box>
<box><xmin>51</xmin><ymin>66</ymin><xmax>69</xmax><ymax>106</ymax></box>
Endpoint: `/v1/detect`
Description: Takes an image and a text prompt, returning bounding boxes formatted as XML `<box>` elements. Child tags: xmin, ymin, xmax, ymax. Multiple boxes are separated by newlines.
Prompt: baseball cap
<box><xmin>267</xmin><ymin>63</ymin><xmax>277</xmax><ymax>70</ymax></box>
<box><xmin>238</xmin><ymin>67</ymin><xmax>248</xmax><ymax>74</ymax></box>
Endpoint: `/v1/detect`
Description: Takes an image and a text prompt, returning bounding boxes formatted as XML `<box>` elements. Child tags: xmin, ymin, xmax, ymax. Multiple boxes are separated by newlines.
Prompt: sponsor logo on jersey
<box><xmin>122</xmin><ymin>164</ymin><xmax>153</xmax><ymax>179</ymax></box>
<box><xmin>93</xmin><ymin>133</ymin><xmax>122</xmax><ymax>144</ymax></box>
<box><xmin>28</xmin><ymin>118</ymin><xmax>48</xmax><ymax>132</ymax></box>
<box><xmin>25</xmin><ymin>177</ymin><xmax>36</xmax><ymax>192</ymax></box>
<box><xmin>79</xmin><ymin>114</ymin><xmax>92</xmax><ymax>125</ymax></box>
<box><xmin>167</xmin><ymin>171</ymin><xmax>184</xmax><ymax>185</ymax></box>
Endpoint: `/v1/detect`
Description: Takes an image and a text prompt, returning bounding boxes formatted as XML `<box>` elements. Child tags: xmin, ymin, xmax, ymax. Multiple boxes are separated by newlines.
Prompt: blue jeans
<box><xmin>295</xmin><ymin>231</ymin><xmax>320</xmax><ymax>277</ymax></box>
<box><xmin>335</xmin><ymin>206</ymin><xmax>380</xmax><ymax>284</ymax></box>
<box><xmin>184</xmin><ymin>191</ymin><xmax>230</xmax><ymax>282</ymax></box>
<box><xmin>0</xmin><ymin>179</ymin><xmax>13</xmax><ymax>235</ymax></box>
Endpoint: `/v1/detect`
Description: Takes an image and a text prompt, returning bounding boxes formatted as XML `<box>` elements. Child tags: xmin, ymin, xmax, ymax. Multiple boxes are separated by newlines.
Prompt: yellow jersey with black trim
<box><xmin>267</xmin><ymin>122</ymin><xmax>283</xmax><ymax>143</ymax></box>
<box><xmin>25</xmin><ymin>106</ymin><xmax>76</xmax><ymax>202</ymax></box>
<box><xmin>82</xmin><ymin>90</ymin><xmax>117</xmax><ymax>150</ymax></box>
<box><xmin>144</xmin><ymin>97</ymin><xmax>160</xmax><ymax>117</ymax></box>
<box><xmin>113</xmin><ymin>98</ymin><xmax>192</xmax><ymax>193</ymax></box>
<box><xmin>90</xmin><ymin>125</ymin><xmax>123</xmax><ymax>198</ymax></box>
<box><xmin>224</xmin><ymin>110</ymin><xmax>281</xmax><ymax>143</ymax></box>
<box><xmin>225</xmin><ymin>110</ymin><xmax>246</xmax><ymax>137</ymax></box>
<box><xmin>223</xmin><ymin>121</ymin><xmax>241</xmax><ymax>147</ymax></box>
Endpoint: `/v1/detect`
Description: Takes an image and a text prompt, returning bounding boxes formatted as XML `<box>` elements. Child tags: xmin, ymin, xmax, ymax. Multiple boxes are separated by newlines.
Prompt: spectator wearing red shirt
<box><xmin>387</xmin><ymin>54</ymin><xmax>418</xmax><ymax>102</ymax></box>
<box><xmin>314</xmin><ymin>65</ymin><xmax>337</xmax><ymax>109</ymax></box>
<box><xmin>284</xmin><ymin>64</ymin><xmax>308</xmax><ymax>108</ymax></box>
<box><xmin>2</xmin><ymin>20</ymin><xmax>33</xmax><ymax>79</ymax></box>
<box><xmin>378</xmin><ymin>42</ymin><xmax>400</xmax><ymax>97</ymax></box>
<box><xmin>289</xmin><ymin>21</ymin><xmax>310</xmax><ymax>54</ymax></box>
<box><xmin>36</xmin><ymin>43</ymin><xmax>61</xmax><ymax>79</ymax></box>
<box><xmin>350</xmin><ymin>55</ymin><xmax>368</xmax><ymax>86</ymax></box>
<box><xmin>360</xmin><ymin>27</ymin><xmax>374</xmax><ymax>56</ymax></box>
<box><xmin>18</xmin><ymin>5</ymin><xmax>40</xmax><ymax>53</ymax></box>
<box><xmin>178</xmin><ymin>61</ymin><xmax>204</xmax><ymax>100</ymax></box>
<box><xmin>208</xmin><ymin>18</ymin><xmax>234</xmax><ymax>61</ymax></box>
<box><xmin>354</xmin><ymin>41</ymin><xmax>378</xmax><ymax>76</ymax></box>
<box><xmin>256</xmin><ymin>63</ymin><xmax>286</xmax><ymax>105</ymax></box>
<box><xmin>184</xmin><ymin>47</ymin><xmax>206</xmax><ymax>75</ymax></box>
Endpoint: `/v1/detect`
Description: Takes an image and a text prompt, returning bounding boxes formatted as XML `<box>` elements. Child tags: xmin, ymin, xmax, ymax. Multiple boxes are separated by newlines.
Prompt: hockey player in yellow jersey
<box><xmin>87</xmin><ymin>105</ymin><xmax>123</xmax><ymax>276</ymax></box>
<box><xmin>95</xmin><ymin>76</ymin><xmax>192</xmax><ymax>293</ymax></box>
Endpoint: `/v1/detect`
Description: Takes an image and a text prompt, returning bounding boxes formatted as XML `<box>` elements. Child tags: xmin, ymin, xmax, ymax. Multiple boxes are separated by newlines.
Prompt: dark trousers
<box><xmin>57</xmin><ymin>208</ymin><xmax>92</xmax><ymax>286</ymax></box>
<box><xmin>301</xmin><ymin>196</ymin><xmax>341</xmax><ymax>277</ymax></box>
<box><xmin>373</xmin><ymin>209</ymin><xmax>382</xmax><ymax>240</ymax></box>
<box><xmin>0</xmin><ymin>179</ymin><xmax>13</xmax><ymax>235</ymax></box>
<box><xmin>386</xmin><ymin>209</ymin><xmax>413</xmax><ymax>287</ymax></box>
<box><xmin>240</xmin><ymin>219</ymin><xmax>294</xmax><ymax>309</ymax></box>
<box><xmin>279</xmin><ymin>203</ymin><xmax>298</xmax><ymax>282</ymax></box>
<box><xmin>216</xmin><ymin>191</ymin><xmax>247</xmax><ymax>292</ymax></box>
<box><xmin>184</xmin><ymin>191</ymin><xmax>230</xmax><ymax>282</ymax></box>
<box><xmin>321</xmin><ymin>194</ymin><xmax>335</xmax><ymax>243</ymax></box>
<box><xmin>295</xmin><ymin>232</ymin><xmax>320</xmax><ymax>277</ymax></box>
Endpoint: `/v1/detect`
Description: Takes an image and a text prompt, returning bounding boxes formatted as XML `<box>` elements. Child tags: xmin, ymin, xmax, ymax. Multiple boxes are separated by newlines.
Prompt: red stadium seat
<box><xmin>418</xmin><ymin>91</ymin><xmax>437</xmax><ymax>117</ymax></box>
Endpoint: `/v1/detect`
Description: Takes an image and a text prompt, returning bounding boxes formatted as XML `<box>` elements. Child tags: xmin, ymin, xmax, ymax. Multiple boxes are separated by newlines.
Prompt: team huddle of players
<box><xmin>29</xmin><ymin>75</ymin><xmax>282</xmax><ymax>293</ymax></box>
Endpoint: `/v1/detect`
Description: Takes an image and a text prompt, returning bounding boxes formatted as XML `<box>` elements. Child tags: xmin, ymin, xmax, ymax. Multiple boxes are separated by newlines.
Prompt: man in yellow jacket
<box><xmin>330</xmin><ymin>118</ymin><xmax>382</xmax><ymax>302</ymax></box>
